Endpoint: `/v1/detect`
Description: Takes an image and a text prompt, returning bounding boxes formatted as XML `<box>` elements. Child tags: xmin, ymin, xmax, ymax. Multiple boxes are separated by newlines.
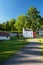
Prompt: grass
<box><xmin>0</xmin><ymin>36</ymin><xmax>29</xmax><ymax>64</ymax></box>
<box><xmin>0</xmin><ymin>36</ymin><xmax>43</xmax><ymax>64</ymax></box>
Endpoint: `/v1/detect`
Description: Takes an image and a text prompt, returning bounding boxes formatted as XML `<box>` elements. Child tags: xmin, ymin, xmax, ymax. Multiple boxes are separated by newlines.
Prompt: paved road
<box><xmin>1</xmin><ymin>40</ymin><xmax>43</xmax><ymax>65</ymax></box>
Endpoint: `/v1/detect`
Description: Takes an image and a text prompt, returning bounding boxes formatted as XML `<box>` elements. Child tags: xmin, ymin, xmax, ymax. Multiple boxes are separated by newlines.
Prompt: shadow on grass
<box><xmin>0</xmin><ymin>36</ymin><xmax>29</xmax><ymax>64</ymax></box>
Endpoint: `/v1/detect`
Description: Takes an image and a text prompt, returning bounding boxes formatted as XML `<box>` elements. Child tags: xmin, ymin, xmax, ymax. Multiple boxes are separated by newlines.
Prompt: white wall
<box><xmin>10</xmin><ymin>33</ymin><xmax>17</xmax><ymax>36</ymax></box>
<box><xmin>0</xmin><ymin>36</ymin><xmax>10</xmax><ymax>40</ymax></box>
<box><xmin>23</xmin><ymin>31</ymin><xmax>33</xmax><ymax>38</ymax></box>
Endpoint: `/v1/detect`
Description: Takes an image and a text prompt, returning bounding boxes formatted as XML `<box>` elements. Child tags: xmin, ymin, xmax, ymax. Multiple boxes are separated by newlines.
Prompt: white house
<box><xmin>23</xmin><ymin>28</ymin><xmax>33</xmax><ymax>38</ymax></box>
<box><xmin>0</xmin><ymin>32</ymin><xmax>10</xmax><ymax>40</ymax></box>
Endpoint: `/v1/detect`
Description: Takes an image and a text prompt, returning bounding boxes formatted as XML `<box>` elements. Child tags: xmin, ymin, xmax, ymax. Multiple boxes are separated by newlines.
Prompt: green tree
<box><xmin>27</xmin><ymin>7</ymin><xmax>41</xmax><ymax>31</ymax></box>
<box><xmin>6</xmin><ymin>21</ymin><xmax>10</xmax><ymax>31</ymax></box>
<box><xmin>2</xmin><ymin>22</ymin><xmax>6</xmax><ymax>31</ymax></box>
<box><xmin>15</xmin><ymin>15</ymin><xmax>32</xmax><ymax>32</ymax></box>
<box><xmin>0</xmin><ymin>23</ymin><xmax>5</xmax><ymax>31</ymax></box>
<box><xmin>15</xmin><ymin>15</ymin><xmax>25</xmax><ymax>32</ymax></box>
<box><xmin>8</xmin><ymin>18</ymin><xmax>16</xmax><ymax>32</ymax></box>
<box><xmin>24</xmin><ymin>16</ymin><xmax>32</xmax><ymax>28</ymax></box>
<box><xmin>6</xmin><ymin>18</ymin><xmax>16</xmax><ymax>32</ymax></box>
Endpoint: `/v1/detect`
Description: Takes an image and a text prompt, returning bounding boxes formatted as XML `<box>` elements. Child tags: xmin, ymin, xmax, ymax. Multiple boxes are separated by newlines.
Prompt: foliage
<box><xmin>27</xmin><ymin>7</ymin><xmax>41</xmax><ymax>31</ymax></box>
<box><xmin>0</xmin><ymin>6</ymin><xmax>43</xmax><ymax>32</ymax></box>
<box><xmin>15</xmin><ymin>15</ymin><xmax>25</xmax><ymax>31</ymax></box>
<box><xmin>0</xmin><ymin>19</ymin><xmax>16</xmax><ymax>32</ymax></box>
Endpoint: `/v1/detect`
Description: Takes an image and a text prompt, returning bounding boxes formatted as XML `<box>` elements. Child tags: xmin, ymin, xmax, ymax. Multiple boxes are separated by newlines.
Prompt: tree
<box><xmin>0</xmin><ymin>23</ymin><xmax>5</xmax><ymax>31</ymax></box>
<box><xmin>27</xmin><ymin>7</ymin><xmax>41</xmax><ymax>31</ymax></box>
<box><xmin>2</xmin><ymin>22</ymin><xmax>6</xmax><ymax>31</ymax></box>
<box><xmin>8</xmin><ymin>18</ymin><xmax>16</xmax><ymax>32</ymax></box>
<box><xmin>24</xmin><ymin>16</ymin><xmax>32</xmax><ymax>28</ymax></box>
<box><xmin>15</xmin><ymin>15</ymin><xmax>25</xmax><ymax>32</ymax></box>
<box><xmin>5</xmin><ymin>21</ymin><xmax>10</xmax><ymax>31</ymax></box>
<box><xmin>15</xmin><ymin>15</ymin><xmax>31</xmax><ymax>32</ymax></box>
<box><xmin>5</xmin><ymin>18</ymin><xmax>16</xmax><ymax>32</ymax></box>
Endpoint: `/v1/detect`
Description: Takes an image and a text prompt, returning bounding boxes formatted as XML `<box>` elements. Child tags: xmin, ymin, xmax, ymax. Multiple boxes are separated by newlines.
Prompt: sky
<box><xmin>0</xmin><ymin>0</ymin><xmax>43</xmax><ymax>23</ymax></box>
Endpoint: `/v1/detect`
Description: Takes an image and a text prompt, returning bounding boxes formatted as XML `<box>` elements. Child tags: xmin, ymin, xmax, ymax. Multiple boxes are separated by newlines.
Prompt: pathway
<box><xmin>1</xmin><ymin>39</ymin><xmax>43</xmax><ymax>65</ymax></box>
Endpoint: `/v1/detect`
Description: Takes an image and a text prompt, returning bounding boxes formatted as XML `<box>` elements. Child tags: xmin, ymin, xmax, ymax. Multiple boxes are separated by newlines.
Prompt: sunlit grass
<box><xmin>0</xmin><ymin>36</ymin><xmax>29</xmax><ymax>64</ymax></box>
<box><xmin>26</xmin><ymin>38</ymin><xmax>43</xmax><ymax>42</ymax></box>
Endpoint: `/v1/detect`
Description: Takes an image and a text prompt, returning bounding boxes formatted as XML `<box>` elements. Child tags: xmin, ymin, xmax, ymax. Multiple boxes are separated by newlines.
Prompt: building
<box><xmin>23</xmin><ymin>28</ymin><xmax>33</xmax><ymax>38</ymax></box>
<box><xmin>9</xmin><ymin>32</ymin><xmax>17</xmax><ymax>37</ymax></box>
<box><xmin>39</xmin><ymin>28</ymin><xmax>43</xmax><ymax>36</ymax></box>
<box><xmin>0</xmin><ymin>32</ymin><xmax>10</xmax><ymax>40</ymax></box>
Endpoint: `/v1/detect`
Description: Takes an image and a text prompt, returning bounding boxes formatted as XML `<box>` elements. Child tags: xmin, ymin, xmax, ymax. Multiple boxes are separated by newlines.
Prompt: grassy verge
<box><xmin>39</xmin><ymin>38</ymin><xmax>43</xmax><ymax>56</ymax></box>
<box><xmin>0</xmin><ymin>36</ymin><xmax>29</xmax><ymax>64</ymax></box>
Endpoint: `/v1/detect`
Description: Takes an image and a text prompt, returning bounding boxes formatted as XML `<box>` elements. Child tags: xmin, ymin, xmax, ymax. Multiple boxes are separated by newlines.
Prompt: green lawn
<box><xmin>0</xmin><ymin>36</ymin><xmax>29</xmax><ymax>64</ymax></box>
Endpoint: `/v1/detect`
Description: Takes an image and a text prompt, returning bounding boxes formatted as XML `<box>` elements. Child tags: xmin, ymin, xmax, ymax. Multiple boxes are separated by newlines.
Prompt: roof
<box><xmin>0</xmin><ymin>32</ymin><xmax>10</xmax><ymax>36</ymax></box>
<box><xmin>25</xmin><ymin>28</ymin><xmax>32</xmax><ymax>31</ymax></box>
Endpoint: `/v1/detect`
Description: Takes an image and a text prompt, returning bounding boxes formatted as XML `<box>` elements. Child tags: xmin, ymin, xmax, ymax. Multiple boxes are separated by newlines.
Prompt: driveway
<box><xmin>1</xmin><ymin>39</ymin><xmax>43</xmax><ymax>65</ymax></box>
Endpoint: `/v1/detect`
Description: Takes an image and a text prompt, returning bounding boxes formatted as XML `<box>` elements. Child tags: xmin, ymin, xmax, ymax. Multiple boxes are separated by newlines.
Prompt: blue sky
<box><xmin>0</xmin><ymin>0</ymin><xmax>43</xmax><ymax>23</ymax></box>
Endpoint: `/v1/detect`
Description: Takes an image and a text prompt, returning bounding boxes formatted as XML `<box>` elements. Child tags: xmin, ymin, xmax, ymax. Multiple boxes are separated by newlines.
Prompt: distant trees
<box><xmin>5</xmin><ymin>19</ymin><xmax>16</xmax><ymax>32</ymax></box>
<box><xmin>0</xmin><ymin>19</ymin><xmax>16</xmax><ymax>32</ymax></box>
<box><xmin>0</xmin><ymin>6</ymin><xmax>43</xmax><ymax>32</ymax></box>
<box><xmin>0</xmin><ymin>23</ymin><xmax>5</xmax><ymax>31</ymax></box>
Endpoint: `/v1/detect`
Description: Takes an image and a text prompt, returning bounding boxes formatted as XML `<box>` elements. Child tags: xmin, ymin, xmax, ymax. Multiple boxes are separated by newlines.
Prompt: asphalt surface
<box><xmin>1</xmin><ymin>40</ymin><xmax>43</xmax><ymax>65</ymax></box>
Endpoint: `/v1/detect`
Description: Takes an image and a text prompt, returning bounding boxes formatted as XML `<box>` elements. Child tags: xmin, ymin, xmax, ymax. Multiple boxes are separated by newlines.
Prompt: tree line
<box><xmin>0</xmin><ymin>7</ymin><xmax>43</xmax><ymax>32</ymax></box>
